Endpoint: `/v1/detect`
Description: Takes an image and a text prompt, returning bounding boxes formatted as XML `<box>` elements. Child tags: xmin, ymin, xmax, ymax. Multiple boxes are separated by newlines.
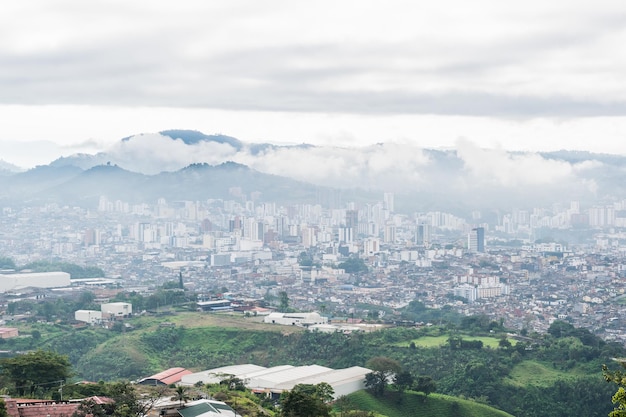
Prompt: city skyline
<box><xmin>2</xmin><ymin>2</ymin><xmax>626</xmax><ymax>167</ymax></box>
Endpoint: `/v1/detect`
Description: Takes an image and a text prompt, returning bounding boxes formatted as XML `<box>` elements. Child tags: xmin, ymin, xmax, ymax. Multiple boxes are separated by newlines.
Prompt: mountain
<box><xmin>36</xmin><ymin>129</ymin><xmax>626</xmax><ymax>212</ymax></box>
<box><xmin>0</xmin><ymin>161</ymin><xmax>333</xmax><ymax>207</ymax></box>
<box><xmin>156</xmin><ymin>130</ymin><xmax>244</xmax><ymax>149</ymax></box>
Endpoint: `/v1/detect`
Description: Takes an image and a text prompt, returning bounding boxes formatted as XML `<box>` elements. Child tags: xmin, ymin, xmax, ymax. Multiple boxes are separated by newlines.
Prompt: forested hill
<box><xmin>2</xmin><ymin>310</ymin><xmax>624</xmax><ymax>417</ymax></box>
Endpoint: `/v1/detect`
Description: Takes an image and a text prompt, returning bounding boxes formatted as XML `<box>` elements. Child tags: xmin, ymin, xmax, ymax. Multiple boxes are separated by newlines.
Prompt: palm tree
<box><xmin>174</xmin><ymin>386</ymin><xmax>190</xmax><ymax>408</ymax></box>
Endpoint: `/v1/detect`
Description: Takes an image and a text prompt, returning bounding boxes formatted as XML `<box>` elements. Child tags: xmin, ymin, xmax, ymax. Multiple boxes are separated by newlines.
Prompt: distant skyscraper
<box><xmin>383</xmin><ymin>192</ymin><xmax>394</xmax><ymax>212</ymax></box>
<box><xmin>346</xmin><ymin>209</ymin><xmax>359</xmax><ymax>237</ymax></box>
<box><xmin>416</xmin><ymin>223</ymin><xmax>430</xmax><ymax>247</ymax></box>
<box><xmin>383</xmin><ymin>224</ymin><xmax>396</xmax><ymax>243</ymax></box>
<box><xmin>468</xmin><ymin>227</ymin><xmax>485</xmax><ymax>253</ymax></box>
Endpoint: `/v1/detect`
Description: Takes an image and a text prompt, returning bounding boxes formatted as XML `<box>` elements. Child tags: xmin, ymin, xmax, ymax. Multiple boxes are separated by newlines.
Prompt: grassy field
<box><xmin>396</xmin><ymin>334</ymin><xmax>515</xmax><ymax>349</ymax></box>
<box><xmin>504</xmin><ymin>360</ymin><xmax>589</xmax><ymax>387</ymax></box>
<box><xmin>128</xmin><ymin>311</ymin><xmax>305</xmax><ymax>334</ymax></box>
<box><xmin>344</xmin><ymin>390</ymin><xmax>515</xmax><ymax>417</ymax></box>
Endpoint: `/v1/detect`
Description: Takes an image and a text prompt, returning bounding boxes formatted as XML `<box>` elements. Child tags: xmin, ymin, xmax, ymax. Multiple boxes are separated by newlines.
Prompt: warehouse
<box><xmin>263</xmin><ymin>312</ymin><xmax>327</xmax><ymax>327</ymax></box>
<box><xmin>0</xmin><ymin>271</ymin><xmax>71</xmax><ymax>293</ymax></box>
<box><xmin>179</xmin><ymin>364</ymin><xmax>371</xmax><ymax>399</ymax></box>
<box><xmin>180</xmin><ymin>364</ymin><xmax>267</xmax><ymax>386</ymax></box>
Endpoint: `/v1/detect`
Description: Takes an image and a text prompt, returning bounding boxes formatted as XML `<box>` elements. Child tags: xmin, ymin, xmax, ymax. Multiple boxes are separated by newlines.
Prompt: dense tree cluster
<box><xmin>20</xmin><ymin>260</ymin><xmax>104</xmax><ymax>278</ymax></box>
<box><xmin>0</xmin><ymin>350</ymin><xmax>71</xmax><ymax>397</ymax></box>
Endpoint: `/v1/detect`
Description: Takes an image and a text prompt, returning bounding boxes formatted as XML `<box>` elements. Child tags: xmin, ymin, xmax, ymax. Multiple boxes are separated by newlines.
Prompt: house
<box><xmin>177</xmin><ymin>399</ymin><xmax>240</xmax><ymax>417</ymax></box>
<box><xmin>0</xmin><ymin>327</ymin><xmax>19</xmax><ymax>339</ymax></box>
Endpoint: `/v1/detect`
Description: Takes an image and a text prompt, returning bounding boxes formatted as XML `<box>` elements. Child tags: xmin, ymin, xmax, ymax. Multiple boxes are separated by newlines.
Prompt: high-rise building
<box><xmin>383</xmin><ymin>192</ymin><xmax>395</xmax><ymax>212</ymax></box>
<box><xmin>468</xmin><ymin>227</ymin><xmax>485</xmax><ymax>253</ymax></box>
<box><xmin>346</xmin><ymin>209</ymin><xmax>359</xmax><ymax>237</ymax></box>
<box><xmin>416</xmin><ymin>223</ymin><xmax>430</xmax><ymax>247</ymax></box>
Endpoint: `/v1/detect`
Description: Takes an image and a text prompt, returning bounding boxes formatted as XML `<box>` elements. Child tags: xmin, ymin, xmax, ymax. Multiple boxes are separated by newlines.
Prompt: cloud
<box><xmin>455</xmin><ymin>138</ymin><xmax>586</xmax><ymax>187</ymax></box>
<box><xmin>106</xmin><ymin>133</ymin><xmax>239</xmax><ymax>175</ymax></box>
<box><xmin>1</xmin><ymin>2</ymin><xmax>626</xmax><ymax>117</ymax></box>
<box><xmin>238</xmin><ymin>142</ymin><xmax>431</xmax><ymax>190</ymax></box>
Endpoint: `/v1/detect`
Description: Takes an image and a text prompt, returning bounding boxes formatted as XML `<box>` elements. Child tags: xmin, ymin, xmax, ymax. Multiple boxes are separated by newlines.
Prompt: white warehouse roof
<box><xmin>247</xmin><ymin>365</ymin><xmax>332</xmax><ymax>390</ymax></box>
<box><xmin>180</xmin><ymin>364</ymin><xmax>370</xmax><ymax>399</ymax></box>
<box><xmin>180</xmin><ymin>364</ymin><xmax>267</xmax><ymax>386</ymax></box>
<box><xmin>0</xmin><ymin>271</ymin><xmax>71</xmax><ymax>293</ymax></box>
<box><xmin>274</xmin><ymin>366</ymin><xmax>372</xmax><ymax>390</ymax></box>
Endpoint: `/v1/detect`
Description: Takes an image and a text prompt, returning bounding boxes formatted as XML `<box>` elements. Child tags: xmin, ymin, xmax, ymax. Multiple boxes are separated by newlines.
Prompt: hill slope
<box><xmin>344</xmin><ymin>390</ymin><xmax>514</xmax><ymax>417</ymax></box>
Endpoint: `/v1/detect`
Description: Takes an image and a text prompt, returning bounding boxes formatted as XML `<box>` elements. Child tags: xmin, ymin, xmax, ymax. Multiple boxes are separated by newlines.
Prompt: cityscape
<box><xmin>2</xmin><ymin>188</ymin><xmax>626</xmax><ymax>343</ymax></box>
<box><xmin>4</xmin><ymin>1</ymin><xmax>626</xmax><ymax>415</ymax></box>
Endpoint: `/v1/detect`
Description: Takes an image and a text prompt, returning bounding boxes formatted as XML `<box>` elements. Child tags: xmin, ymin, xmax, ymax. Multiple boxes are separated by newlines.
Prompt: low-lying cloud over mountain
<box><xmin>40</xmin><ymin>129</ymin><xmax>622</xmax><ymax>211</ymax></box>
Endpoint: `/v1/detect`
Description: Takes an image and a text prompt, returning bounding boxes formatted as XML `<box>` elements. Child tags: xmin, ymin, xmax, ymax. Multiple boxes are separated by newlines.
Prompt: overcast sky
<box><xmin>2</xmin><ymin>1</ymin><xmax>626</xmax><ymax>167</ymax></box>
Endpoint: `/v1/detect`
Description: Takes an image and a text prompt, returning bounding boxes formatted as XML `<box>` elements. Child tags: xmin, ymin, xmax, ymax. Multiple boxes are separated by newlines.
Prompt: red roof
<box><xmin>138</xmin><ymin>367</ymin><xmax>193</xmax><ymax>385</ymax></box>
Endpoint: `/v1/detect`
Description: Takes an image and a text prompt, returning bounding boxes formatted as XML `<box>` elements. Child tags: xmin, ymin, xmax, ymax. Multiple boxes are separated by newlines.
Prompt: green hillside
<box><xmin>343</xmin><ymin>390</ymin><xmax>514</xmax><ymax>417</ymax></box>
<box><xmin>5</xmin><ymin>311</ymin><xmax>623</xmax><ymax>417</ymax></box>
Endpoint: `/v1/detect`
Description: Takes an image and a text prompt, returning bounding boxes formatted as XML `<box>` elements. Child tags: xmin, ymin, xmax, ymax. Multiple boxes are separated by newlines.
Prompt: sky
<box><xmin>2</xmin><ymin>1</ymin><xmax>626</xmax><ymax>167</ymax></box>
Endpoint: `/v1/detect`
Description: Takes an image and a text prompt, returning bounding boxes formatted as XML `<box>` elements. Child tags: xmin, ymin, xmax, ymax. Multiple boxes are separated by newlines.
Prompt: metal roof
<box><xmin>138</xmin><ymin>367</ymin><xmax>193</xmax><ymax>385</ymax></box>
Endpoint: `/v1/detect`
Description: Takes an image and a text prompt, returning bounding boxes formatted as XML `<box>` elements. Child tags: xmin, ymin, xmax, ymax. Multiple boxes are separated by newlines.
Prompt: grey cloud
<box><xmin>2</xmin><ymin>6</ymin><xmax>626</xmax><ymax>117</ymax></box>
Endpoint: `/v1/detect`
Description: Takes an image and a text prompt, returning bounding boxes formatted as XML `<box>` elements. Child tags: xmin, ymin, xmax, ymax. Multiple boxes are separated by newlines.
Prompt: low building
<box><xmin>0</xmin><ymin>327</ymin><xmax>18</xmax><ymax>338</ymax></box>
<box><xmin>178</xmin><ymin>399</ymin><xmax>240</xmax><ymax>417</ymax></box>
<box><xmin>197</xmin><ymin>300</ymin><xmax>233</xmax><ymax>312</ymax></box>
<box><xmin>263</xmin><ymin>312</ymin><xmax>327</xmax><ymax>327</ymax></box>
<box><xmin>137</xmin><ymin>367</ymin><xmax>193</xmax><ymax>386</ymax></box>
<box><xmin>101</xmin><ymin>302</ymin><xmax>132</xmax><ymax>317</ymax></box>
<box><xmin>5</xmin><ymin>399</ymin><xmax>79</xmax><ymax>417</ymax></box>
<box><xmin>152</xmin><ymin>398</ymin><xmax>240</xmax><ymax>417</ymax></box>
<box><xmin>74</xmin><ymin>310</ymin><xmax>103</xmax><ymax>324</ymax></box>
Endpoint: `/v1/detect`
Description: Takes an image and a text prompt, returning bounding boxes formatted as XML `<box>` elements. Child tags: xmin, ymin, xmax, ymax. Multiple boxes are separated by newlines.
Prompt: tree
<box><xmin>393</xmin><ymin>370</ymin><xmax>414</xmax><ymax>393</ymax></box>
<box><xmin>499</xmin><ymin>337</ymin><xmax>512</xmax><ymax>350</ymax></box>
<box><xmin>280</xmin><ymin>383</ymin><xmax>331</xmax><ymax>417</ymax></box>
<box><xmin>72</xmin><ymin>382</ymin><xmax>165</xmax><ymax>417</ymax></box>
<box><xmin>364</xmin><ymin>357</ymin><xmax>402</xmax><ymax>397</ymax></box>
<box><xmin>1</xmin><ymin>350</ymin><xmax>72</xmax><ymax>396</ymax></box>
<box><xmin>338</xmin><ymin>257</ymin><xmax>368</xmax><ymax>274</ymax></box>
<box><xmin>604</xmin><ymin>361</ymin><xmax>626</xmax><ymax>416</ymax></box>
<box><xmin>174</xmin><ymin>386</ymin><xmax>190</xmax><ymax>408</ymax></box>
<box><xmin>0</xmin><ymin>257</ymin><xmax>15</xmax><ymax>269</ymax></box>
<box><xmin>414</xmin><ymin>376</ymin><xmax>436</xmax><ymax>401</ymax></box>
<box><xmin>314</xmin><ymin>382</ymin><xmax>334</xmax><ymax>403</ymax></box>
<box><xmin>0</xmin><ymin>399</ymin><xmax>7</xmax><ymax>417</ymax></box>
<box><xmin>279</xmin><ymin>291</ymin><xmax>290</xmax><ymax>312</ymax></box>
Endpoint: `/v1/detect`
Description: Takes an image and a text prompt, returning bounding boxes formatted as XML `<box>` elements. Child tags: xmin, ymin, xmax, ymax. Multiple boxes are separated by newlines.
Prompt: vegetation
<box><xmin>0</xmin><ymin>350</ymin><xmax>72</xmax><ymax>397</ymax></box>
<box><xmin>1</xmin><ymin>311</ymin><xmax>623</xmax><ymax>417</ymax></box>
<box><xmin>603</xmin><ymin>360</ymin><xmax>626</xmax><ymax>416</ymax></box>
<box><xmin>343</xmin><ymin>390</ymin><xmax>514</xmax><ymax>417</ymax></box>
<box><xmin>20</xmin><ymin>260</ymin><xmax>104</xmax><ymax>278</ymax></box>
<box><xmin>0</xmin><ymin>256</ymin><xmax>16</xmax><ymax>270</ymax></box>
<box><xmin>280</xmin><ymin>383</ymin><xmax>333</xmax><ymax>417</ymax></box>
<box><xmin>337</xmin><ymin>257</ymin><xmax>368</xmax><ymax>274</ymax></box>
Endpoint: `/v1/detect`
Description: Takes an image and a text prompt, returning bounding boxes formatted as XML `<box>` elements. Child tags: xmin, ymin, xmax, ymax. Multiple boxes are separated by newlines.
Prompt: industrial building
<box><xmin>179</xmin><ymin>364</ymin><xmax>371</xmax><ymax>399</ymax></box>
<box><xmin>100</xmin><ymin>302</ymin><xmax>132</xmax><ymax>317</ymax></box>
<box><xmin>263</xmin><ymin>312</ymin><xmax>327</xmax><ymax>327</ymax></box>
<box><xmin>137</xmin><ymin>367</ymin><xmax>193</xmax><ymax>386</ymax></box>
<box><xmin>0</xmin><ymin>271</ymin><xmax>71</xmax><ymax>293</ymax></box>
<box><xmin>74</xmin><ymin>310</ymin><xmax>103</xmax><ymax>324</ymax></box>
